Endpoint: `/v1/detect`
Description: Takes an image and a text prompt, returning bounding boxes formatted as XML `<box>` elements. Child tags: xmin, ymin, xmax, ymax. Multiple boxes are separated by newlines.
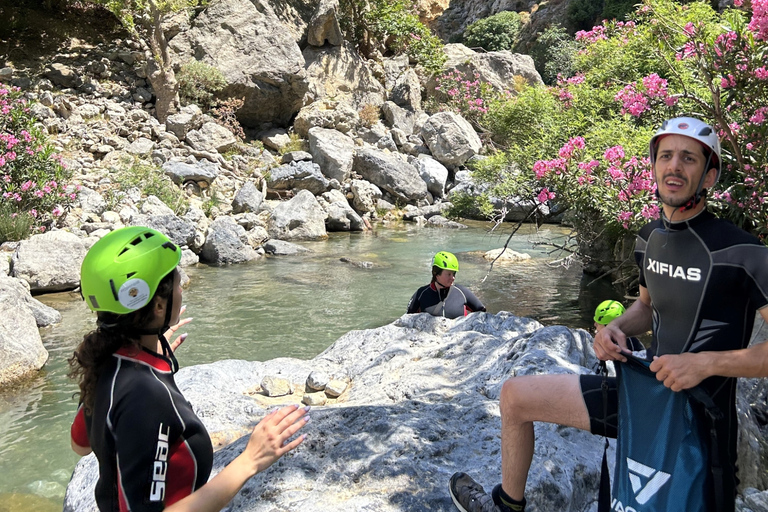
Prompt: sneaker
<box><xmin>449</xmin><ymin>472</ymin><xmax>501</xmax><ymax>512</ymax></box>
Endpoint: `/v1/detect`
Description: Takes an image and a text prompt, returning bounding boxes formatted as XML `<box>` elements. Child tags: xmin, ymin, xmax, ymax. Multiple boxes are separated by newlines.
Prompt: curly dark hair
<box><xmin>68</xmin><ymin>270</ymin><xmax>177</xmax><ymax>413</ymax></box>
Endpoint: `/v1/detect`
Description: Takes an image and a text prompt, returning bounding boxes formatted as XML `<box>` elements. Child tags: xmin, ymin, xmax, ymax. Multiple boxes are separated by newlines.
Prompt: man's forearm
<box><xmin>703</xmin><ymin>340</ymin><xmax>768</xmax><ymax>379</ymax></box>
<box><xmin>611</xmin><ymin>292</ymin><xmax>653</xmax><ymax>338</ymax></box>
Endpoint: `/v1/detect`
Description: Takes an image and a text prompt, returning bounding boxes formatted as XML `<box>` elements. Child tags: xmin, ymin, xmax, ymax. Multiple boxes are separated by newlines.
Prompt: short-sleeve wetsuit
<box><xmin>71</xmin><ymin>346</ymin><xmax>213</xmax><ymax>512</ymax></box>
<box><xmin>406</xmin><ymin>283</ymin><xmax>486</xmax><ymax>319</ymax></box>
<box><xmin>581</xmin><ymin>209</ymin><xmax>768</xmax><ymax>510</ymax></box>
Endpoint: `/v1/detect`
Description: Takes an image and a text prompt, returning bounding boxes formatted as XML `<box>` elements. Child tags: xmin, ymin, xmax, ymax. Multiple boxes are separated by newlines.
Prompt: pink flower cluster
<box><xmin>614</xmin><ymin>73</ymin><xmax>678</xmax><ymax>117</ymax></box>
<box><xmin>749</xmin><ymin>0</ymin><xmax>768</xmax><ymax>41</ymax></box>
<box><xmin>435</xmin><ymin>70</ymin><xmax>491</xmax><ymax>116</ymax></box>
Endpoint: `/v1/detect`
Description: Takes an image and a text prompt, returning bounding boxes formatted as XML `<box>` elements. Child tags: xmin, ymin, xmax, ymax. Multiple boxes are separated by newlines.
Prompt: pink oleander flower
<box><xmin>604</xmin><ymin>145</ymin><xmax>625</xmax><ymax>162</ymax></box>
<box><xmin>52</xmin><ymin>206</ymin><xmax>63</xmax><ymax>217</ymax></box>
<box><xmin>748</xmin><ymin>0</ymin><xmax>768</xmax><ymax>41</ymax></box>
<box><xmin>641</xmin><ymin>203</ymin><xmax>661</xmax><ymax>220</ymax></box>
<box><xmin>537</xmin><ymin>188</ymin><xmax>556</xmax><ymax>203</ymax></box>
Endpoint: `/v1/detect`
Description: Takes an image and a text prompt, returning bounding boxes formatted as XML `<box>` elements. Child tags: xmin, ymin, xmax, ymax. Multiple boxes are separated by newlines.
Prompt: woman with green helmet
<box><xmin>68</xmin><ymin>226</ymin><xmax>308</xmax><ymax>512</ymax></box>
<box><xmin>406</xmin><ymin>250</ymin><xmax>486</xmax><ymax>319</ymax></box>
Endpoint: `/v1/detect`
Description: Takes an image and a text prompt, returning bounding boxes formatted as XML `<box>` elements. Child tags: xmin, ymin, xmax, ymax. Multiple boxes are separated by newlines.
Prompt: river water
<box><xmin>0</xmin><ymin>221</ymin><xmax>621</xmax><ymax>511</ymax></box>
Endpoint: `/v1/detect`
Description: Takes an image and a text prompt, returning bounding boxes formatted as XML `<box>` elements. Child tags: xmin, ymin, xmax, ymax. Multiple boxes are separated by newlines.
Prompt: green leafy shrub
<box><xmin>177</xmin><ymin>60</ymin><xmax>227</xmax><ymax>110</ymax></box>
<box><xmin>0</xmin><ymin>84</ymin><xmax>73</xmax><ymax>239</ymax></box>
<box><xmin>0</xmin><ymin>204</ymin><xmax>34</xmax><ymax>244</ymax></box>
<box><xmin>111</xmin><ymin>162</ymin><xmax>188</xmax><ymax>216</ymax></box>
<box><xmin>463</xmin><ymin>11</ymin><xmax>521</xmax><ymax>52</ymax></box>
<box><xmin>339</xmin><ymin>0</ymin><xmax>446</xmax><ymax>73</ymax></box>
<box><xmin>567</xmin><ymin>0</ymin><xmax>604</xmax><ymax>32</ymax></box>
<box><xmin>528</xmin><ymin>25</ymin><xmax>578</xmax><ymax>85</ymax></box>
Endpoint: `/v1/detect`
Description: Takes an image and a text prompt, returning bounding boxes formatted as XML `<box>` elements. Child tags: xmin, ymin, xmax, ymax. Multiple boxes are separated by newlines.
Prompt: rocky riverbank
<box><xmin>63</xmin><ymin>312</ymin><xmax>768</xmax><ymax>511</ymax></box>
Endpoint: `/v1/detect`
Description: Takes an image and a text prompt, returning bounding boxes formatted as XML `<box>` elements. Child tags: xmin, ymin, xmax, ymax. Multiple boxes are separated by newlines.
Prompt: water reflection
<box><xmin>0</xmin><ymin>221</ymin><xmax>624</xmax><ymax>506</ymax></box>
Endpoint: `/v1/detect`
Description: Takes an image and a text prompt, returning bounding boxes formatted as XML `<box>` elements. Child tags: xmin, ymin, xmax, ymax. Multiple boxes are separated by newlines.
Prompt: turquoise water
<box><xmin>0</xmin><ymin>221</ymin><xmax>619</xmax><ymax>510</ymax></box>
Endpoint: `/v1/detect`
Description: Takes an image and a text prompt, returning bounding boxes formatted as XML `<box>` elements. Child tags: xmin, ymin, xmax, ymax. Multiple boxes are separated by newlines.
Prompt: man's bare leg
<box><xmin>500</xmin><ymin>374</ymin><xmax>591</xmax><ymax>500</ymax></box>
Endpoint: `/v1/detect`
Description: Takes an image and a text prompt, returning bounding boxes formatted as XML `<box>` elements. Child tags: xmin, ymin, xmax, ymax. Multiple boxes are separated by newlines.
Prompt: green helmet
<box><xmin>433</xmin><ymin>251</ymin><xmax>459</xmax><ymax>272</ymax></box>
<box><xmin>594</xmin><ymin>300</ymin><xmax>625</xmax><ymax>325</ymax></box>
<box><xmin>80</xmin><ymin>226</ymin><xmax>181</xmax><ymax>315</ymax></box>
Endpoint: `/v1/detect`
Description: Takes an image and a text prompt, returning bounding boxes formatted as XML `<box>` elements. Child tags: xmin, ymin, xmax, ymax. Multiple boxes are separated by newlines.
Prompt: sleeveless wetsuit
<box><xmin>70</xmin><ymin>347</ymin><xmax>213</xmax><ymax>512</ymax></box>
<box><xmin>582</xmin><ymin>209</ymin><xmax>768</xmax><ymax>510</ymax></box>
<box><xmin>406</xmin><ymin>283</ymin><xmax>486</xmax><ymax>319</ymax></box>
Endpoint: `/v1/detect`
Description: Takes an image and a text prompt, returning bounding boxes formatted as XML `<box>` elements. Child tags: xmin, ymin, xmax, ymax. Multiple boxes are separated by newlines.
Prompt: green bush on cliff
<box><xmin>177</xmin><ymin>60</ymin><xmax>227</xmax><ymax>110</ymax></box>
<box><xmin>339</xmin><ymin>0</ymin><xmax>445</xmax><ymax>73</ymax></box>
<box><xmin>0</xmin><ymin>84</ymin><xmax>73</xmax><ymax>242</ymax></box>
<box><xmin>463</xmin><ymin>11</ymin><xmax>521</xmax><ymax>52</ymax></box>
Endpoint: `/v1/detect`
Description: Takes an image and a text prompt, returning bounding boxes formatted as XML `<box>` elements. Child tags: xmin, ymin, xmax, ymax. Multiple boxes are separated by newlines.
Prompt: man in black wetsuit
<box><xmin>449</xmin><ymin>117</ymin><xmax>768</xmax><ymax>512</ymax></box>
<box><xmin>407</xmin><ymin>250</ymin><xmax>486</xmax><ymax>319</ymax></box>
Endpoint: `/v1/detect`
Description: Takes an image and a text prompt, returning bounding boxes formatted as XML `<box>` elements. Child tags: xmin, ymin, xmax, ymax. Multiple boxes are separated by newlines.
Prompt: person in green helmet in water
<box><xmin>407</xmin><ymin>251</ymin><xmax>486</xmax><ymax>319</ymax></box>
<box><xmin>69</xmin><ymin>226</ymin><xmax>309</xmax><ymax>512</ymax></box>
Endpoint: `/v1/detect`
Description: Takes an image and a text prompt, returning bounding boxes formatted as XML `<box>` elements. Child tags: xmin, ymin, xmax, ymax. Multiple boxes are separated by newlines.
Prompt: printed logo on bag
<box><xmin>626</xmin><ymin>458</ymin><xmax>671</xmax><ymax>505</ymax></box>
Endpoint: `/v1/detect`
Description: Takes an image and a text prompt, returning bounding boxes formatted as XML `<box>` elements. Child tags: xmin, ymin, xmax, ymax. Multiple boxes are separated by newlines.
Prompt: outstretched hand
<box><xmin>239</xmin><ymin>404</ymin><xmax>309</xmax><ymax>476</ymax></box>
<box><xmin>165</xmin><ymin>305</ymin><xmax>192</xmax><ymax>352</ymax></box>
<box><xmin>593</xmin><ymin>323</ymin><xmax>629</xmax><ymax>362</ymax></box>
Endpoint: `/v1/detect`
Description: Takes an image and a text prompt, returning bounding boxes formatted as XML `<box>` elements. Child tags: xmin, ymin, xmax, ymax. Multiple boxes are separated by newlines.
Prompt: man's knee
<box><xmin>500</xmin><ymin>376</ymin><xmax>541</xmax><ymax>422</ymax></box>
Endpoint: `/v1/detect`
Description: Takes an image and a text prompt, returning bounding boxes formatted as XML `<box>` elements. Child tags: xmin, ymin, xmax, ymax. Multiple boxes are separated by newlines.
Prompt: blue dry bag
<box><xmin>599</xmin><ymin>354</ymin><xmax>723</xmax><ymax>512</ymax></box>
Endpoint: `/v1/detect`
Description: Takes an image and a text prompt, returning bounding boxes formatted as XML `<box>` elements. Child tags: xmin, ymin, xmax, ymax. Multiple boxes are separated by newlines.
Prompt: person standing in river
<box><xmin>68</xmin><ymin>226</ymin><xmax>309</xmax><ymax>512</ymax></box>
<box><xmin>407</xmin><ymin>251</ymin><xmax>486</xmax><ymax>319</ymax></box>
<box><xmin>448</xmin><ymin>117</ymin><xmax>768</xmax><ymax>512</ymax></box>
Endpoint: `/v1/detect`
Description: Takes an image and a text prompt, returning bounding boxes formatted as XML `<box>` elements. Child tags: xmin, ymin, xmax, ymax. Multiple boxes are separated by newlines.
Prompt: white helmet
<box><xmin>649</xmin><ymin>116</ymin><xmax>722</xmax><ymax>181</ymax></box>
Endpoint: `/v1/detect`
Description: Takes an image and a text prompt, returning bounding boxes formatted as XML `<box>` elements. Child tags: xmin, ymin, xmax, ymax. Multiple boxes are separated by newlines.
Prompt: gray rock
<box><xmin>427</xmin><ymin>215</ymin><xmax>468</xmax><ymax>228</ymax></box>
<box><xmin>303</xmin><ymin>42</ymin><xmax>385</xmax><ymax>109</ymax></box>
<box><xmin>324</xmin><ymin>379</ymin><xmax>348</xmax><ymax>398</ymax></box>
<box><xmin>126</xmin><ymin>138</ymin><xmax>155</xmax><ymax>156</ymax></box>
<box><xmin>44</xmin><ymin>63</ymin><xmax>80</xmax><ymax>88</ymax></box>
<box><xmin>413</xmin><ymin>154</ymin><xmax>449</xmax><ymax>199</ymax></box>
<box><xmin>421</xmin><ymin>111</ymin><xmax>482</xmax><ymax>168</ymax></box>
<box><xmin>232</xmin><ymin>181</ymin><xmax>264</xmax><ymax>214</ymax></box>
<box><xmin>307</xmin><ymin>0</ymin><xmax>343</xmax><ymax>47</ymax></box>
<box><xmin>320</xmin><ymin>190</ymin><xmax>365</xmax><ymax>231</ymax></box>
<box><xmin>294</xmin><ymin>101</ymin><xmax>360</xmax><ymax>138</ymax></box>
<box><xmin>185</xmin><ymin>122</ymin><xmax>237</xmax><ymax>153</ymax></box>
<box><xmin>281</xmin><ymin>151</ymin><xmax>313</xmax><ymax>164</ymax></box>
<box><xmin>0</xmin><ymin>252</ymin><xmax>9</xmax><ymax>276</ymax></box>
<box><xmin>262</xmin><ymin>239</ymin><xmax>311</xmax><ymax>255</ymax></box>
<box><xmin>0</xmin><ymin>275</ymin><xmax>61</xmax><ymax>328</ymax></box>
<box><xmin>128</xmin><ymin>214</ymin><xmax>196</xmax><ymax>249</ymax></box>
<box><xmin>140</xmin><ymin>195</ymin><xmax>176</xmax><ymax>217</ymax></box>
<box><xmin>268</xmin><ymin>189</ymin><xmax>328</xmax><ymax>241</ymax></box>
<box><xmin>308</xmin><ymin>127</ymin><xmax>355</xmax><ymax>182</ymax></box>
<box><xmin>201</xmin><ymin>216</ymin><xmax>260</xmax><ymax>265</ymax></box>
<box><xmin>350</xmin><ymin>179</ymin><xmax>383</xmax><ymax>214</ymax></box>
<box><xmin>302</xmin><ymin>391</ymin><xmax>327</xmax><ymax>406</ymax></box>
<box><xmin>163</xmin><ymin>160</ymin><xmax>220</xmax><ymax>186</ymax></box>
<box><xmin>166</xmin><ymin>106</ymin><xmax>202</xmax><ymax>139</ymax></box>
<box><xmin>391</xmin><ymin>68</ymin><xmax>422</xmax><ymax>111</ymax></box>
<box><xmin>78</xmin><ymin>186</ymin><xmax>107</xmax><ymax>216</ymax></box>
<box><xmin>0</xmin><ymin>67</ymin><xmax>13</xmax><ymax>81</ymax></box>
<box><xmin>0</xmin><ymin>293</ymin><xmax>48</xmax><ymax>387</ymax></box>
<box><xmin>259</xmin><ymin>128</ymin><xmax>292</xmax><ymax>152</ymax></box>
<box><xmin>169</xmin><ymin>0</ymin><xmax>309</xmax><ymax>127</ymax></box>
<box><xmin>11</xmin><ymin>231</ymin><xmax>88</xmax><ymax>292</ymax></box>
<box><xmin>268</xmin><ymin>161</ymin><xmax>329</xmax><ymax>195</ymax></box>
<box><xmin>306</xmin><ymin>370</ymin><xmax>330</xmax><ymax>391</ymax></box>
<box><xmin>261</xmin><ymin>376</ymin><xmax>293</xmax><ymax>397</ymax></box>
<box><xmin>353</xmin><ymin>148</ymin><xmax>429</xmax><ymax>204</ymax></box>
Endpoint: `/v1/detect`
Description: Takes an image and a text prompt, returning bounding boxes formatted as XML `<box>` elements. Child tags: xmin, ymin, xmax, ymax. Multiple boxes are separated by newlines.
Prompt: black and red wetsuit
<box><xmin>71</xmin><ymin>347</ymin><xmax>212</xmax><ymax>511</ymax></box>
<box><xmin>406</xmin><ymin>283</ymin><xmax>486</xmax><ymax>319</ymax></box>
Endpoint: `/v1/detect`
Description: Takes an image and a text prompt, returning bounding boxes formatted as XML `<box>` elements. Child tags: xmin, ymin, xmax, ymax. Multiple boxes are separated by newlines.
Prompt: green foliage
<box><xmin>463</xmin><ymin>11</ymin><xmax>521</xmax><ymax>52</ymax></box>
<box><xmin>178</xmin><ymin>60</ymin><xmax>227</xmax><ymax>110</ymax></box>
<box><xmin>279</xmin><ymin>133</ymin><xmax>308</xmax><ymax>155</ymax></box>
<box><xmin>426</xmin><ymin>69</ymin><xmax>503</xmax><ymax>127</ymax></box>
<box><xmin>602</xmin><ymin>0</ymin><xmax>640</xmax><ymax>21</ymax></box>
<box><xmin>528</xmin><ymin>25</ymin><xmax>578</xmax><ymax>85</ymax></box>
<box><xmin>445</xmin><ymin>191</ymin><xmax>495</xmax><ymax>220</ymax></box>
<box><xmin>110</xmin><ymin>162</ymin><xmax>188</xmax><ymax>216</ymax></box>
<box><xmin>0</xmin><ymin>205</ymin><xmax>34</xmax><ymax>244</ymax></box>
<box><xmin>567</xmin><ymin>0</ymin><xmax>605</xmax><ymax>32</ymax></box>
<box><xmin>339</xmin><ymin>0</ymin><xmax>446</xmax><ymax>73</ymax></box>
<box><xmin>0</xmin><ymin>84</ymin><xmax>74</xmax><ymax>238</ymax></box>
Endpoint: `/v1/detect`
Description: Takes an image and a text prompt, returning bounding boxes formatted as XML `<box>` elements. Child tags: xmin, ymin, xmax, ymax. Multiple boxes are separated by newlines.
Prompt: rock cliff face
<box><xmin>63</xmin><ymin>312</ymin><xmax>768</xmax><ymax>511</ymax></box>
